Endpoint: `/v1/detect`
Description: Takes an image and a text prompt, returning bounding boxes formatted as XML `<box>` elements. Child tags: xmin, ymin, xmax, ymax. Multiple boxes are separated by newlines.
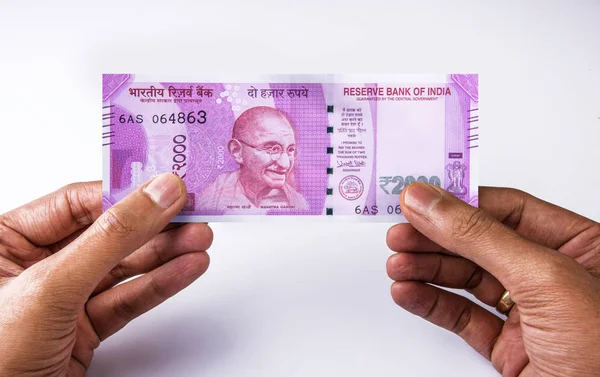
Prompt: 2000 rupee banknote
<box><xmin>101</xmin><ymin>74</ymin><xmax>479</xmax><ymax>222</ymax></box>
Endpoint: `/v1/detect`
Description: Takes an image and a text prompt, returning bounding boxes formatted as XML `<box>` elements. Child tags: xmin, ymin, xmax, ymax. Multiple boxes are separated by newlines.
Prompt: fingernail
<box><xmin>143</xmin><ymin>173</ymin><xmax>182</xmax><ymax>208</ymax></box>
<box><xmin>404</xmin><ymin>182</ymin><xmax>442</xmax><ymax>215</ymax></box>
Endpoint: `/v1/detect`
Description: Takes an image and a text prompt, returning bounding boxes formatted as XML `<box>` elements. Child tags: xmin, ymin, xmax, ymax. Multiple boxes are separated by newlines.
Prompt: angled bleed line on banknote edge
<box><xmin>102</xmin><ymin>142</ymin><xmax>115</xmax><ymax>146</ymax></box>
<box><xmin>102</xmin><ymin>131</ymin><xmax>115</xmax><ymax>136</ymax></box>
<box><xmin>467</xmin><ymin>119</ymin><xmax>479</xmax><ymax>123</ymax></box>
<box><xmin>468</xmin><ymin>145</ymin><xmax>479</xmax><ymax>149</ymax></box>
<box><xmin>102</xmin><ymin>105</ymin><xmax>115</xmax><ymax>109</ymax></box>
<box><xmin>468</xmin><ymin>116</ymin><xmax>479</xmax><ymax>120</ymax></box>
<box><xmin>468</xmin><ymin>138</ymin><xmax>479</xmax><ymax>142</ymax></box>
<box><xmin>102</xmin><ymin>123</ymin><xmax>114</xmax><ymax>128</ymax></box>
<box><xmin>467</xmin><ymin>126</ymin><xmax>479</xmax><ymax>131</ymax></box>
<box><xmin>468</xmin><ymin>108</ymin><xmax>479</xmax><ymax>112</ymax></box>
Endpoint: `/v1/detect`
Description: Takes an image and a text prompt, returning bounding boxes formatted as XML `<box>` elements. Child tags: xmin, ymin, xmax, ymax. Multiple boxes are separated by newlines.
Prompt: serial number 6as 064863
<box><xmin>118</xmin><ymin>111</ymin><xmax>208</xmax><ymax>125</ymax></box>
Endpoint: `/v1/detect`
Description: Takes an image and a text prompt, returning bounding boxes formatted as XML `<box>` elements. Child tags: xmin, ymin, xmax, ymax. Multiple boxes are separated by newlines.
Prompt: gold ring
<box><xmin>496</xmin><ymin>290</ymin><xmax>515</xmax><ymax>315</ymax></box>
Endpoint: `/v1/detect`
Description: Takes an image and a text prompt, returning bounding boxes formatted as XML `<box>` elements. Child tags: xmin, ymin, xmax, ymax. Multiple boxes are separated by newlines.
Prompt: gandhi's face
<box><xmin>238</xmin><ymin>115</ymin><xmax>297</xmax><ymax>189</ymax></box>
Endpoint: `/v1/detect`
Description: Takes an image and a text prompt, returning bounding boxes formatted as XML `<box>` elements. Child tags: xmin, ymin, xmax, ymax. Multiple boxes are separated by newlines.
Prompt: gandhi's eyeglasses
<box><xmin>237</xmin><ymin>139</ymin><xmax>297</xmax><ymax>161</ymax></box>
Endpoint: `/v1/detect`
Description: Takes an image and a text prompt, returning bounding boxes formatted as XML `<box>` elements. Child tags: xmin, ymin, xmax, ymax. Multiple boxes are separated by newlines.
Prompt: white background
<box><xmin>1</xmin><ymin>1</ymin><xmax>599</xmax><ymax>376</ymax></box>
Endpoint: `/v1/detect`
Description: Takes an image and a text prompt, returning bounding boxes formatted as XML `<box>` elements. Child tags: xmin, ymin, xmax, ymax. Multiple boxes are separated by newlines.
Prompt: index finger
<box><xmin>480</xmin><ymin>187</ymin><xmax>600</xmax><ymax>257</ymax></box>
<box><xmin>0</xmin><ymin>181</ymin><xmax>102</xmax><ymax>246</ymax></box>
<box><xmin>388</xmin><ymin>186</ymin><xmax>600</xmax><ymax>258</ymax></box>
<box><xmin>400</xmin><ymin>182</ymin><xmax>559</xmax><ymax>293</ymax></box>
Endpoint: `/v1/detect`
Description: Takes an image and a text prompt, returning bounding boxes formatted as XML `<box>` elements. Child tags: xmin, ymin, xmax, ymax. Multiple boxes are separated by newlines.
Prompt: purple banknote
<box><xmin>102</xmin><ymin>74</ymin><xmax>479</xmax><ymax>222</ymax></box>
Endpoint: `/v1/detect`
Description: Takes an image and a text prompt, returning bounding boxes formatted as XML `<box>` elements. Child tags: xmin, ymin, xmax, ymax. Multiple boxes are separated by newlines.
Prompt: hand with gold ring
<box><xmin>386</xmin><ymin>183</ymin><xmax>600</xmax><ymax>377</ymax></box>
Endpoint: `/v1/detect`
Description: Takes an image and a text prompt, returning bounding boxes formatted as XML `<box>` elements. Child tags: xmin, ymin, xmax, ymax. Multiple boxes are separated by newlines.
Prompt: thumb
<box><xmin>400</xmin><ymin>182</ymin><xmax>557</xmax><ymax>294</ymax></box>
<box><xmin>49</xmin><ymin>173</ymin><xmax>186</xmax><ymax>296</ymax></box>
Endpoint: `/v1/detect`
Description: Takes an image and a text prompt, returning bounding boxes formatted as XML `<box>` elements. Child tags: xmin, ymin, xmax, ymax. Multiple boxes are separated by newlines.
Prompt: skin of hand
<box><xmin>0</xmin><ymin>173</ymin><xmax>213</xmax><ymax>377</ymax></box>
<box><xmin>386</xmin><ymin>182</ymin><xmax>600</xmax><ymax>377</ymax></box>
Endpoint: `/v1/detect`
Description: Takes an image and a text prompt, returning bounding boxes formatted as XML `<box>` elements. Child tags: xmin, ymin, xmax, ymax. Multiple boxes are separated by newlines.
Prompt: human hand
<box><xmin>386</xmin><ymin>183</ymin><xmax>600</xmax><ymax>377</ymax></box>
<box><xmin>0</xmin><ymin>173</ymin><xmax>213</xmax><ymax>376</ymax></box>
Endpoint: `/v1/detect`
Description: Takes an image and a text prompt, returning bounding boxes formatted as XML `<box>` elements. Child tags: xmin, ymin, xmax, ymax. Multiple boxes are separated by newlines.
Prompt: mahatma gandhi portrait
<box><xmin>198</xmin><ymin>106</ymin><xmax>308</xmax><ymax>210</ymax></box>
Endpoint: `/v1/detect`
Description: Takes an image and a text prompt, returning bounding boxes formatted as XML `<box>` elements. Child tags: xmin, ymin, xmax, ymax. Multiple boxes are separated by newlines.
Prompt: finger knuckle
<box><xmin>62</xmin><ymin>182</ymin><xmax>83</xmax><ymax>193</ymax></box>
<box><xmin>97</xmin><ymin>208</ymin><xmax>139</xmax><ymax>237</ymax></box>
<box><xmin>149</xmin><ymin>239</ymin><xmax>168</xmax><ymax>265</ymax></box>
<box><xmin>504</xmin><ymin>187</ymin><xmax>529</xmax><ymax>201</ymax></box>
<box><xmin>108</xmin><ymin>262</ymin><xmax>129</xmax><ymax>282</ymax></box>
<box><xmin>422</xmin><ymin>290</ymin><xmax>441</xmax><ymax>320</ymax></box>
<box><xmin>537</xmin><ymin>253</ymin><xmax>581</xmax><ymax>285</ymax></box>
<box><xmin>63</xmin><ymin>183</ymin><xmax>96</xmax><ymax>226</ymax></box>
<box><xmin>464</xmin><ymin>266</ymin><xmax>484</xmax><ymax>289</ymax></box>
<box><xmin>451</xmin><ymin>303</ymin><xmax>473</xmax><ymax>335</ymax></box>
<box><xmin>451</xmin><ymin>208</ymin><xmax>494</xmax><ymax>242</ymax></box>
<box><xmin>112</xmin><ymin>291</ymin><xmax>137</xmax><ymax>321</ymax></box>
<box><xmin>0</xmin><ymin>222</ymin><xmax>10</xmax><ymax>245</ymax></box>
<box><xmin>149</xmin><ymin>276</ymin><xmax>169</xmax><ymax>300</ymax></box>
<box><xmin>579</xmin><ymin>223</ymin><xmax>600</xmax><ymax>264</ymax></box>
<box><xmin>429</xmin><ymin>254</ymin><xmax>444</xmax><ymax>282</ymax></box>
